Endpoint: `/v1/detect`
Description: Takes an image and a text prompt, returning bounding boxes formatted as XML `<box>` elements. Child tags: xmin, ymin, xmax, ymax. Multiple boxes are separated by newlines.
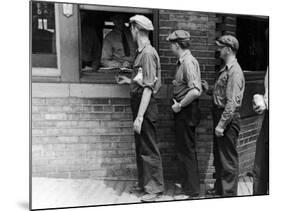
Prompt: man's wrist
<box><xmin>217</xmin><ymin>122</ymin><xmax>225</xmax><ymax>130</ymax></box>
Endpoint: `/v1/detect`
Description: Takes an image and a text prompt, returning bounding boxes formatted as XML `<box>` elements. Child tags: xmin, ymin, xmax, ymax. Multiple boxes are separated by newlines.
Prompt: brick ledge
<box><xmin>32</xmin><ymin>83</ymin><xmax>212</xmax><ymax>100</ymax></box>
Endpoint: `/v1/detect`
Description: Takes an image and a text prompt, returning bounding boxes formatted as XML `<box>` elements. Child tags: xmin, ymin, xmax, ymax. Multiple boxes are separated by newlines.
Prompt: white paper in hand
<box><xmin>133</xmin><ymin>67</ymin><xmax>144</xmax><ymax>86</ymax></box>
<box><xmin>253</xmin><ymin>94</ymin><xmax>266</xmax><ymax>110</ymax></box>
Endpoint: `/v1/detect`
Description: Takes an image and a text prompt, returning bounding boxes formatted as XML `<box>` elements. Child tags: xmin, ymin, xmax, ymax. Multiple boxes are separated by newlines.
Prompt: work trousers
<box><xmin>130</xmin><ymin>93</ymin><xmax>165</xmax><ymax>194</ymax></box>
<box><xmin>212</xmin><ymin>107</ymin><xmax>241</xmax><ymax>196</ymax></box>
<box><xmin>173</xmin><ymin>100</ymin><xmax>201</xmax><ymax>195</ymax></box>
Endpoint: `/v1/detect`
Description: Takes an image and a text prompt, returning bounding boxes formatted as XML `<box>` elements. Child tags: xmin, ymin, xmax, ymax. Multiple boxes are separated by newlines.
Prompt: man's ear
<box><xmin>227</xmin><ymin>47</ymin><xmax>232</xmax><ymax>54</ymax></box>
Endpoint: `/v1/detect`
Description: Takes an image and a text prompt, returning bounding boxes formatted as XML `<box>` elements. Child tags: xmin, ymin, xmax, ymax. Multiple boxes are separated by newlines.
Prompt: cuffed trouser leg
<box><xmin>131</xmin><ymin>96</ymin><xmax>164</xmax><ymax>194</ymax></box>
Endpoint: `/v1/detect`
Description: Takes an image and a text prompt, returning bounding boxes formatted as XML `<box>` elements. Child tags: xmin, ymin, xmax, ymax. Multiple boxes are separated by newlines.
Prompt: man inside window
<box><xmin>101</xmin><ymin>14</ymin><xmax>137</xmax><ymax>69</ymax></box>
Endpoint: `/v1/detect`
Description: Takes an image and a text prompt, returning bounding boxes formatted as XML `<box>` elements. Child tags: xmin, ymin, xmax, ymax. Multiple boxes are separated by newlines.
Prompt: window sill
<box><xmin>80</xmin><ymin>69</ymin><xmax>131</xmax><ymax>84</ymax></box>
<box><xmin>244</xmin><ymin>70</ymin><xmax>267</xmax><ymax>82</ymax></box>
<box><xmin>32</xmin><ymin>67</ymin><xmax>61</xmax><ymax>77</ymax></box>
<box><xmin>32</xmin><ymin>67</ymin><xmax>61</xmax><ymax>83</ymax></box>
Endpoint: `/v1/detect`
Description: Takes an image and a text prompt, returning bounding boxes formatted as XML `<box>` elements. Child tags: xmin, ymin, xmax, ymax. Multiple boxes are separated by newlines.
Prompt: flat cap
<box><xmin>215</xmin><ymin>35</ymin><xmax>239</xmax><ymax>51</ymax></box>
<box><xmin>166</xmin><ymin>30</ymin><xmax>191</xmax><ymax>42</ymax></box>
<box><xmin>129</xmin><ymin>15</ymin><xmax>154</xmax><ymax>31</ymax></box>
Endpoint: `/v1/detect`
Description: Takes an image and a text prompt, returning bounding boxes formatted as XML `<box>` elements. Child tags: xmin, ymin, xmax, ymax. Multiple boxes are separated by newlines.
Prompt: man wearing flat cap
<box><xmin>115</xmin><ymin>14</ymin><xmax>164</xmax><ymax>202</ymax></box>
<box><xmin>167</xmin><ymin>30</ymin><xmax>202</xmax><ymax>198</ymax></box>
<box><xmin>203</xmin><ymin>35</ymin><xmax>245</xmax><ymax>197</ymax></box>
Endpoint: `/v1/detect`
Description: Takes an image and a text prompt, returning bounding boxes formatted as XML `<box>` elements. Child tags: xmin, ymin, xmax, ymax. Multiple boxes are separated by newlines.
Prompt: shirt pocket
<box><xmin>216</xmin><ymin>74</ymin><xmax>228</xmax><ymax>88</ymax></box>
<box><xmin>214</xmin><ymin>74</ymin><xmax>228</xmax><ymax>99</ymax></box>
<box><xmin>235</xmin><ymin>95</ymin><xmax>242</xmax><ymax>106</ymax></box>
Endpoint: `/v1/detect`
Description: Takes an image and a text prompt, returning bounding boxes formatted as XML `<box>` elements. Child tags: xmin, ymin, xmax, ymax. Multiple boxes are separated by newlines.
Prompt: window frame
<box><xmin>78</xmin><ymin>4</ymin><xmax>159</xmax><ymax>84</ymax></box>
<box><xmin>31</xmin><ymin>2</ymin><xmax>61</xmax><ymax>80</ymax></box>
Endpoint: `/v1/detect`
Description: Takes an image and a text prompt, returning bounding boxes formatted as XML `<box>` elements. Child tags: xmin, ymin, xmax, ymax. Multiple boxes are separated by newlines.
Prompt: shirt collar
<box><xmin>220</xmin><ymin>58</ymin><xmax>237</xmax><ymax>72</ymax></box>
<box><xmin>137</xmin><ymin>40</ymin><xmax>151</xmax><ymax>53</ymax></box>
<box><xmin>177</xmin><ymin>50</ymin><xmax>191</xmax><ymax>64</ymax></box>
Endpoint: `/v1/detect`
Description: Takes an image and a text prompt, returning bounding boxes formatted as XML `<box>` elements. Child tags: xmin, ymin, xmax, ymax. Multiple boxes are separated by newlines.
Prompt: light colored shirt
<box><xmin>172</xmin><ymin>50</ymin><xmax>202</xmax><ymax>101</ymax></box>
<box><xmin>213</xmin><ymin>58</ymin><xmax>245</xmax><ymax>129</ymax></box>
<box><xmin>101</xmin><ymin>28</ymin><xmax>136</xmax><ymax>68</ymax></box>
<box><xmin>130</xmin><ymin>41</ymin><xmax>161</xmax><ymax>95</ymax></box>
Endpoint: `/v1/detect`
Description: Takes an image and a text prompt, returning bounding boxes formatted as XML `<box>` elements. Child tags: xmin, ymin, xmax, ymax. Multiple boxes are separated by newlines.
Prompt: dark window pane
<box><xmin>32</xmin><ymin>2</ymin><xmax>56</xmax><ymax>54</ymax></box>
<box><xmin>236</xmin><ymin>17</ymin><xmax>269</xmax><ymax>71</ymax></box>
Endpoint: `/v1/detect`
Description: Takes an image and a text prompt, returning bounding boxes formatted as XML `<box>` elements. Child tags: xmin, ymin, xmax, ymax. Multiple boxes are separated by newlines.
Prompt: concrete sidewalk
<box><xmin>31</xmin><ymin>176</ymin><xmax>253</xmax><ymax>210</ymax></box>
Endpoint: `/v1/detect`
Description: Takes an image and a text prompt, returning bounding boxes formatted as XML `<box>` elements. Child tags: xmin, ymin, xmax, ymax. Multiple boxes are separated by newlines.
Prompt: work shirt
<box><xmin>213</xmin><ymin>59</ymin><xmax>245</xmax><ymax>129</ymax></box>
<box><xmin>130</xmin><ymin>41</ymin><xmax>161</xmax><ymax>95</ymax></box>
<box><xmin>172</xmin><ymin>50</ymin><xmax>202</xmax><ymax>102</ymax></box>
<box><xmin>101</xmin><ymin>28</ymin><xmax>136</xmax><ymax>68</ymax></box>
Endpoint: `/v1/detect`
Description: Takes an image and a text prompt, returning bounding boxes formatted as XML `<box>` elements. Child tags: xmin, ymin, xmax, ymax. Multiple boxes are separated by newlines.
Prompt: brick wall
<box><xmin>238</xmin><ymin>115</ymin><xmax>264</xmax><ymax>175</ymax></box>
<box><xmin>32</xmin><ymin>10</ymin><xmax>265</xmax><ymax>189</ymax></box>
<box><xmin>32</xmin><ymin>94</ymin><xmax>263</xmax><ymax>184</ymax></box>
<box><xmin>32</xmin><ymin>97</ymin><xmax>136</xmax><ymax>180</ymax></box>
<box><xmin>158</xmin><ymin>10</ymin><xmax>218</xmax><ymax>84</ymax></box>
<box><xmin>157</xmin><ymin>10</ymin><xmax>218</xmax><ymax>186</ymax></box>
<box><xmin>31</xmin><ymin>96</ymin><xmax>214</xmax><ymax>183</ymax></box>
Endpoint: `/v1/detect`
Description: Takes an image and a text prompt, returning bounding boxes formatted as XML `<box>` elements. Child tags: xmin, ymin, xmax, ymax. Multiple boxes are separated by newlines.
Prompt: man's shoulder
<box><xmin>228</xmin><ymin>62</ymin><xmax>244</xmax><ymax>79</ymax></box>
<box><xmin>142</xmin><ymin>45</ymin><xmax>159</xmax><ymax>58</ymax></box>
<box><xmin>231</xmin><ymin>61</ymin><xmax>243</xmax><ymax>72</ymax></box>
<box><xmin>182</xmin><ymin>54</ymin><xmax>199</xmax><ymax>68</ymax></box>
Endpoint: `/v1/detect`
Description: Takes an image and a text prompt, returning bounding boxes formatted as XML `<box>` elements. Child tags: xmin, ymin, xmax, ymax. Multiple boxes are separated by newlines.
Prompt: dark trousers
<box><xmin>253</xmin><ymin>111</ymin><xmax>269</xmax><ymax>195</ymax></box>
<box><xmin>212</xmin><ymin>107</ymin><xmax>240</xmax><ymax>196</ymax></box>
<box><xmin>173</xmin><ymin>100</ymin><xmax>201</xmax><ymax>195</ymax></box>
<box><xmin>130</xmin><ymin>94</ymin><xmax>164</xmax><ymax>194</ymax></box>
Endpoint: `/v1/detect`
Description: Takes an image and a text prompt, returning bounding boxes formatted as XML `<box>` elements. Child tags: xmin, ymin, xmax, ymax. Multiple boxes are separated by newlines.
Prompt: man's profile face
<box><xmin>170</xmin><ymin>42</ymin><xmax>179</xmax><ymax>57</ymax></box>
<box><xmin>217</xmin><ymin>45</ymin><xmax>229</xmax><ymax>60</ymax></box>
<box><xmin>130</xmin><ymin>25</ymin><xmax>137</xmax><ymax>42</ymax></box>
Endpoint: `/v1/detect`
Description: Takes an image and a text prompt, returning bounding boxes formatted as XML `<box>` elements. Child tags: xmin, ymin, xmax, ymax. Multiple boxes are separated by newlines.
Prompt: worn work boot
<box><xmin>140</xmin><ymin>192</ymin><xmax>163</xmax><ymax>202</ymax></box>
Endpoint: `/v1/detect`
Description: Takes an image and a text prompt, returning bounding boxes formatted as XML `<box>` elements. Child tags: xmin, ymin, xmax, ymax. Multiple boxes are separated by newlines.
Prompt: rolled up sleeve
<box><xmin>183</xmin><ymin>60</ymin><xmax>202</xmax><ymax>93</ymax></box>
<box><xmin>218</xmin><ymin>71</ymin><xmax>243</xmax><ymax>129</ymax></box>
<box><xmin>141</xmin><ymin>53</ymin><xmax>157</xmax><ymax>91</ymax></box>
